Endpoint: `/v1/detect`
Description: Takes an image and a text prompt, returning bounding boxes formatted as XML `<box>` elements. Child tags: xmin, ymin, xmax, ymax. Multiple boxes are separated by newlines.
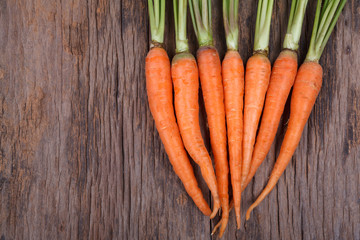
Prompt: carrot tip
<box><xmin>236</xmin><ymin>217</ymin><xmax>241</xmax><ymax>229</ymax></box>
<box><xmin>211</xmin><ymin>220</ymin><xmax>222</xmax><ymax>235</ymax></box>
<box><xmin>245</xmin><ymin>210</ymin><xmax>252</xmax><ymax>220</ymax></box>
<box><xmin>210</xmin><ymin>200</ymin><xmax>221</xmax><ymax>219</ymax></box>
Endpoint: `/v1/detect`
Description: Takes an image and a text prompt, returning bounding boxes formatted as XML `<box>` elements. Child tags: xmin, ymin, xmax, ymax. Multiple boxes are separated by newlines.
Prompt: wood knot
<box><xmin>346</xmin><ymin>46</ymin><xmax>351</xmax><ymax>55</ymax></box>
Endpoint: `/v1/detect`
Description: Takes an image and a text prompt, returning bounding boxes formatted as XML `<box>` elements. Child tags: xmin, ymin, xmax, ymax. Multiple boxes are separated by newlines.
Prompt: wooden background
<box><xmin>0</xmin><ymin>0</ymin><xmax>359</xmax><ymax>239</ymax></box>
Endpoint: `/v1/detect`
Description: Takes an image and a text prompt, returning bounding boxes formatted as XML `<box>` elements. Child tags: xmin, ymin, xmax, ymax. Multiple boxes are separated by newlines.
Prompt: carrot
<box><xmin>222</xmin><ymin>0</ymin><xmax>244</xmax><ymax>230</ymax></box>
<box><xmin>223</xmin><ymin>51</ymin><xmax>244</xmax><ymax>228</ymax></box>
<box><xmin>189</xmin><ymin>0</ymin><xmax>229</xmax><ymax>236</ymax></box>
<box><xmin>171</xmin><ymin>0</ymin><xmax>220</xmax><ymax>218</ymax></box>
<box><xmin>146</xmin><ymin>0</ymin><xmax>211</xmax><ymax>216</ymax></box>
<box><xmin>241</xmin><ymin>0</ymin><xmax>274</xmax><ymax>188</ymax></box>
<box><xmin>246</xmin><ymin>0</ymin><xmax>347</xmax><ymax>219</ymax></box>
<box><xmin>242</xmin><ymin>0</ymin><xmax>309</xmax><ymax>191</ymax></box>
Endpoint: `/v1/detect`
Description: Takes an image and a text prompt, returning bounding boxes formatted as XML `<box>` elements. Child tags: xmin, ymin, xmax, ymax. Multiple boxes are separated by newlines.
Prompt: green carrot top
<box><xmin>306</xmin><ymin>0</ymin><xmax>347</xmax><ymax>62</ymax></box>
<box><xmin>283</xmin><ymin>0</ymin><xmax>309</xmax><ymax>51</ymax></box>
<box><xmin>148</xmin><ymin>0</ymin><xmax>166</xmax><ymax>45</ymax></box>
<box><xmin>189</xmin><ymin>0</ymin><xmax>213</xmax><ymax>47</ymax></box>
<box><xmin>254</xmin><ymin>0</ymin><xmax>275</xmax><ymax>54</ymax></box>
<box><xmin>174</xmin><ymin>0</ymin><xmax>189</xmax><ymax>53</ymax></box>
<box><xmin>223</xmin><ymin>0</ymin><xmax>240</xmax><ymax>50</ymax></box>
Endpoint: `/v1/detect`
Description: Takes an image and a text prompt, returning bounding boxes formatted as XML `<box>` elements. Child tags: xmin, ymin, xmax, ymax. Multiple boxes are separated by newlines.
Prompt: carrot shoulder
<box><xmin>246</xmin><ymin>61</ymin><xmax>322</xmax><ymax>219</ymax></box>
<box><xmin>171</xmin><ymin>52</ymin><xmax>220</xmax><ymax>218</ymax></box>
<box><xmin>146</xmin><ymin>47</ymin><xmax>211</xmax><ymax>216</ymax></box>
<box><xmin>242</xmin><ymin>50</ymin><xmax>298</xmax><ymax>190</ymax></box>
<box><xmin>222</xmin><ymin>50</ymin><xmax>244</xmax><ymax>228</ymax></box>
<box><xmin>241</xmin><ymin>53</ymin><xmax>271</xmax><ymax>188</ymax></box>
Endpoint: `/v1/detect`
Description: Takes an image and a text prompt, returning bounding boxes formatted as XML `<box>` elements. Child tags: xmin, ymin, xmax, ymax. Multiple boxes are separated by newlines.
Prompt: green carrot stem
<box><xmin>223</xmin><ymin>0</ymin><xmax>239</xmax><ymax>50</ymax></box>
<box><xmin>189</xmin><ymin>0</ymin><xmax>213</xmax><ymax>47</ymax></box>
<box><xmin>306</xmin><ymin>0</ymin><xmax>347</xmax><ymax>61</ymax></box>
<box><xmin>319</xmin><ymin>0</ymin><xmax>347</xmax><ymax>55</ymax></box>
<box><xmin>254</xmin><ymin>0</ymin><xmax>275</xmax><ymax>54</ymax></box>
<box><xmin>148</xmin><ymin>0</ymin><xmax>166</xmax><ymax>44</ymax></box>
<box><xmin>174</xmin><ymin>0</ymin><xmax>189</xmax><ymax>53</ymax></box>
<box><xmin>283</xmin><ymin>0</ymin><xmax>309</xmax><ymax>51</ymax></box>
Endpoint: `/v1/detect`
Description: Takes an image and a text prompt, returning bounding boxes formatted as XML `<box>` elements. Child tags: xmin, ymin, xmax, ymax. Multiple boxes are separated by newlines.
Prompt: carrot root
<box><xmin>222</xmin><ymin>50</ymin><xmax>244</xmax><ymax>229</ymax></box>
<box><xmin>197</xmin><ymin>46</ymin><xmax>229</xmax><ymax>233</ymax></box>
<box><xmin>172</xmin><ymin>52</ymin><xmax>221</xmax><ymax>218</ymax></box>
<box><xmin>241</xmin><ymin>53</ymin><xmax>271</xmax><ymax>188</ymax></box>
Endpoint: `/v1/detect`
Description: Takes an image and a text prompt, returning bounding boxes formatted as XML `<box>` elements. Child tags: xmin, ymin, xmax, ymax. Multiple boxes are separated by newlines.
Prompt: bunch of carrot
<box><xmin>145</xmin><ymin>0</ymin><xmax>347</xmax><ymax>237</ymax></box>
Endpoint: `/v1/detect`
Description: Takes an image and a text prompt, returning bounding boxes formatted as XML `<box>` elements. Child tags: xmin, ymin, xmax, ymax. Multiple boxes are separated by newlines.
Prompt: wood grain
<box><xmin>0</xmin><ymin>0</ymin><xmax>359</xmax><ymax>239</ymax></box>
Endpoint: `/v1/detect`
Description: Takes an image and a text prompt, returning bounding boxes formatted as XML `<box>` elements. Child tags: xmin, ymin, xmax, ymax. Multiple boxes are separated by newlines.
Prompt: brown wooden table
<box><xmin>0</xmin><ymin>0</ymin><xmax>359</xmax><ymax>239</ymax></box>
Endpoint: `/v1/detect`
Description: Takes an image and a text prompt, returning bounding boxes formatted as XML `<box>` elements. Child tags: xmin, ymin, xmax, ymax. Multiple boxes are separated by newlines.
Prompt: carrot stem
<box><xmin>189</xmin><ymin>0</ymin><xmax>213</xmax><ymax>47</ymax></box>
<box><xmin>306</xmin><ymin>0</ymin><xmax>347</xmax><ymax>61</ymax></box>
<box><xmin>283</xmin><ymin>0</ymin><xmax>309</xmax><ymax>51</ymax></box>
<box><xmin>254</xmin><ymin>0</ymin><xmax>274</xmax><ymax>53</ymax></box>
<box><xmin>223</xmin><ymin>0</ymin><xmax>239</xmax><ymax>50</ymax></box>
<box><xmin>173</xmin><ymin>0</ymin><xmax>189</xmax><ymax>53</ymax></box>
<box><xmin>319</xmin><ymin>0</ymin><xmax>347</xmax><ymax>55</ymax></box>
<box><xmin>148</xmin><ymin>0</ymin><xmax>165</xmax><ymax>44</ymax></box>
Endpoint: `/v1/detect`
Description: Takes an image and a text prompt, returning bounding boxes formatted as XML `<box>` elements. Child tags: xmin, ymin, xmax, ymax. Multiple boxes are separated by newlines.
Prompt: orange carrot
<box><xmin>222</xmin><ymin>50</ymin><xmax>244</xmax><ymax>228</ymax></box>
<box><xmin>222</xmin><ymin>0</ymin><xmax>244</xmax><ymax>229</ymax></box>
<box><xmin>242</xmin><ymin>50</ymin><xmax>298</xmax><ymax>190</ymax></box>
<box><xmin>245</xmin><ymin>0</ymin><xmax>347</xmax><ymax>219</ymax></box>
<box><xmin>246</xmin><ymin>61</ymin><xmax>322</xmax><ymax>219</ymax></box>
<box><xmin>146</xmin><ymin>47</ymin><xmax>211</xmax><ymax>216</ymax></box>
<box><xmin>172</xmin><ymin>53</ymin><xmax>220</xmax><ymax>218</ymax></box>
<box><xmin>197</xmin><ymin>46</ymin><xmax>229</xmax><ymax>231</ymax></box>
<box><xmin>241</xmin><ymin>0</ymin><xmax>274</xmax><ymax>188</ymax></box>
<box><xmin>189</xmin><ymin>0</ymin><xmax>229</xmax><ymax>236</ymax></box>
<box><xmin>241</xmin><ymin>53</ymin><xmax>271</xmax><ymax>187</ymax></box>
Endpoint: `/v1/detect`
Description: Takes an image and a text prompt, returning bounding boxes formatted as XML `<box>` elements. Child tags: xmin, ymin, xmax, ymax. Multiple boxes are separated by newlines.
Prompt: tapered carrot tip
<box><xmin>210</xmin><ymin>200</ymin><xmax>221</xmax><ymax>219</ymax></box>
<box><xmin>211</xmin><ymin>220</ymin><xmax>221</xmax><ymax>236</ymax></box>
<box><xmin>211</xmin><ymin>200</ymin><xmax>234</xmax><ymax>236</ymax></box>
<box><xmin>211</xmin><ymin>218</ymin><xmax>229</xmax><ymax>238</ymax></box>
<box><xmin>236</xmin><ymin>216</ymin><xmax>241</xmax><ymax>229</ymax></box>
<box><xmin>246</xmin><ymin>205</ymin><xmax>254</xmax><ymax>220</ymax></box>
<box><xmin>218</xmin><ymin>221</ymin><xmax>227</xmax><ymax>238</ymax></box>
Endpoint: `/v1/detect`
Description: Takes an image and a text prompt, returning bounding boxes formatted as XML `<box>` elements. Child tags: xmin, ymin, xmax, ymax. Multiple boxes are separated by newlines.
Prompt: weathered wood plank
<box><xmin>0</xmin><ymin>0</ymin><xmax>359</xmax><ymax>239</ymax></box>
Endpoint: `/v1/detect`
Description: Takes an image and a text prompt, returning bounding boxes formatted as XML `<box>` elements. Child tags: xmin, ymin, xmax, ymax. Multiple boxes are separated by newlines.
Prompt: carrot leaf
<box><xmin>148</xmin><ymin>0</ymin><xmax>166</xmax><ymax>44</ymax></box>
<box><xmin>223</xmin><ymin>0</ymin><xmax>239</xmax><ymax>50</ymax></box>
<box><xmin>254</xmin><ymin>0</ymin><xmax>275</xmax><ymax>54</ymax></box>
<box><xmin>306</xmin><ymin>0</ymin><xmax>347</xmax><ymax>61</ymax></box>
<box><xmin>174</xmin><ymin>0</ymin><xmax>189</xmax><ymax>53</ymax></box>
<box><xmin>283</xmin><ymin>0</ymin><xmax>309</xmax><ymax>51</ymax></box>
<box><xmin>189</xmin><ymin>0</ymin><xmax>213</xmax><ymax>47</ymax></box>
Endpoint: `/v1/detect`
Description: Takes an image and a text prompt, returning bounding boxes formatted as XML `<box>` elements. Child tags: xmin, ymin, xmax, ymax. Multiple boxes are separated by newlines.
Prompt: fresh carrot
<box><xmin>146</xmin><ymin>0</ymin><xmax>211</xmax><ymax>216</ymax></box>
<box><xmin>189</xmin><ymin>0</ymin><xmax>229</xmax><ymax>236</ymax></box>
<box><xmin>222</xmin><ymin>0</ymin><xmax>244</xmax><ymax>229</ymax></box>
<box><xmin>241</xmin><ymin>0</ymin><xmax>274</xmax><ymax>189</ymax></box>
<box><xmin>246</xmin><ymin>0</ymin><xmax>347</xmax><ymax>220</ymax></box>
<box><xmin>242</xmin><ymin>0</ymin><xmax>309</xmax><ymax>191</ymax></box>
<box><xmin>171</xmin><ymin>0</ymin><xmax>220</xmax><ymax>218</ymax></box>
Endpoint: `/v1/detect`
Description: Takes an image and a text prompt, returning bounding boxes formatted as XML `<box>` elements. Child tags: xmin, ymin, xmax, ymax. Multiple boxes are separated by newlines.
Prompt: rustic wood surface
<box><xmin>0</xmin><ymin>0</ymin><xmax>359</xmax><ymax>239</ymax></box>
